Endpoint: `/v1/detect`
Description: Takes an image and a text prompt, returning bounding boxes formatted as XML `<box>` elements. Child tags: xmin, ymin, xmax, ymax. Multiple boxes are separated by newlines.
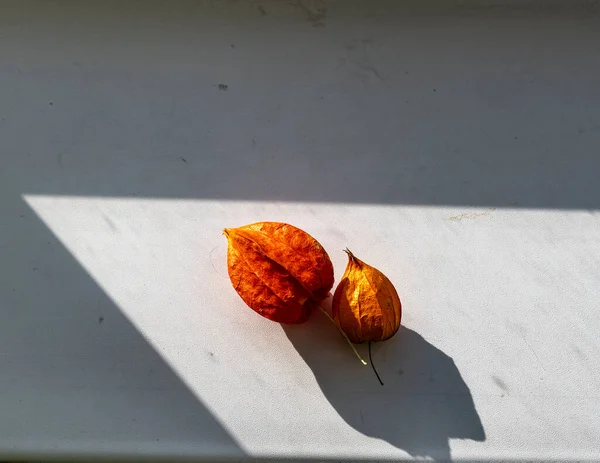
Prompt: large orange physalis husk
<box><xmin>332</xmin><ymin>249</ymin><xmax>402</xmax><ymax>343</ymax></box>
<box><xmin>224</xmin><ymin>222</ymin><xmax>334</xmax><ymax>324</ymax></box>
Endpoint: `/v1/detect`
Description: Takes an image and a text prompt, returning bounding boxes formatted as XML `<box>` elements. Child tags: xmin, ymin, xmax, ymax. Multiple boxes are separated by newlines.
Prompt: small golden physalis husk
<box><xmin>332</xmin><ymin>249</ymin><xmax>402</xmax><ymax>344</ymax></box>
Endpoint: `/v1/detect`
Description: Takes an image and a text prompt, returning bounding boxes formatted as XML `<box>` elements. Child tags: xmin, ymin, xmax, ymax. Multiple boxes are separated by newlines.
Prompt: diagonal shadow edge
<box><xmin>0</xmin><ymin>194</ymin><xmax>245</xmax><ymax>461</ymax></box>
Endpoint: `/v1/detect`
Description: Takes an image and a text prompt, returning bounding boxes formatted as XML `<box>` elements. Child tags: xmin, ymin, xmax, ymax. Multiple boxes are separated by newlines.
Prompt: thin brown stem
<box><xmin>318</xmin><ymin>305</ymin><xmax>367</xmax><ymax>365</ymax></box>
<box><xmin>368</xmin><ymin>341</ymin><xmax>384</xmax><ymax>386</ymax></box>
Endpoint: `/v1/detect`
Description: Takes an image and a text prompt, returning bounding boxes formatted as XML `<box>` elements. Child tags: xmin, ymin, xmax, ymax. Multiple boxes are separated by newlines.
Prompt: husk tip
<box><xmin>343</xmin><ymin>248</ymin><xmax>357</xmax><ymax>261</ymax></box>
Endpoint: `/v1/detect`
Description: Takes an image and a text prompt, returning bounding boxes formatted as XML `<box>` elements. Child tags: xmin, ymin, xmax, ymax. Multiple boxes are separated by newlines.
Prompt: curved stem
<box><xmin>369</xmin><ymin>341</ymin><xmax>384</xmax><ymax>386</ymax></box>
<box><xmin>318</xmin><ymin>305</ymin><xmax>367</xmax><ymax>365</ymax></box>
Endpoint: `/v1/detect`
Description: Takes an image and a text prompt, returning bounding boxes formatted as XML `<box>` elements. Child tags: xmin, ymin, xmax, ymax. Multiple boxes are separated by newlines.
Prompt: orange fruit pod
<box><xmin>332</xmin><ymin>249</ymin><xmax>402</xmax><ymax>344</ymax></box>
<box><xmin>224</xmin><ymin>222</ymin><xmax>334</xmax><ymax>324</ymax></box>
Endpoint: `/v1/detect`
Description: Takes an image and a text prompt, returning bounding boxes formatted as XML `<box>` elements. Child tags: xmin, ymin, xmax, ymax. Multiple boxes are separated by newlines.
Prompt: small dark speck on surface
<box><xmin>49</xmin><ymin>101</ymin><xmax>53</xmax><ymax>105</ymax></box>
<box><xmin>433</xmin><ymin>88</ymin><xmax>437</xmax><ymax>92</ymax></box>
<box><xmin>506</xmin><ymin>321</ymin><xmax>527</xmax><ymax>338</ymax></box>
<box><xmin>230</xmin><ymin>44</ymin><xmax>235</xmax><ymax>48</ymax></box>
<box><xmin>103</xmin><ymin>215</ymin><xmax>117</xmax><ymax>232</ymax></box>
<box><xmin>398</xmin><ymin>368</ymin><xmax>404</xmax><ymax>375</ymax></box>
<box><xmin>492</xmin><ymin>375</ymin><xmax>509</xmax><ymax>392</ymax></box>
<box><xmin>32</xmin><ymin>267</ymin><xmax>37</xmax><ymax>271</ymax></box>
<box><xmin>257</xmin><ymin>5</ymin><xmax>267</xmax><ymax>15</ymax></box>
<box><xmin>98</xmin><ymin>316</ymin><xmax>104</xmax><ymax>325</ymax></box>
<box><xmin>180</xmin><ymin>157</ymin><xmax>187</xmax><ymax>163</ymax></box>
<box><xmin>572</xmin><ymin>345</ymin><xmax>587</xmax><ymax>360</ymax></box>
<box><xmin>218</xmin><ymin>84</ymin><xmax>228</xmax><ymax>91</ymax></box>
<box><xmin>208</xmin><ymin>351</ymin><xmax>215</xmax><ymax>357</ymax></box>
<box><xmin>296</xmin><ymin>1</ymin><xmax>327</xmax><ymax>27</ymax></box>
<box><xmin>20</xmin><ymin>215</ymin><xmax>24</xmax><ymax>218</ymax></box>
<box><xmin>514</xmin><ymin>136</ymin><xmax>519</xmax><ymax>140</ymax></box>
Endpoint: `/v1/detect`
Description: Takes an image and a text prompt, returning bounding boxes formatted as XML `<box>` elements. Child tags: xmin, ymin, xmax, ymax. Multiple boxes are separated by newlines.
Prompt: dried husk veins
<box><xmin>225</xmin><ymin>222</ymin><xmax>334</xmax><ymax>324</ymax></box>
<box><xmin>332</xmin><ymin>249</ymin><xmax>402</xmax><ymax>343</ymax></box>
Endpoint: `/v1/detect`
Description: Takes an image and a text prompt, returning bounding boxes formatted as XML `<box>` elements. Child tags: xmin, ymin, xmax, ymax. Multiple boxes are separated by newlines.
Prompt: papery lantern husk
<box><xmin>224</xmin><ymin>222</ymin><xmax>334</xmax><ymax>324</ymax></box>
<box><xmin>332</xmin><ymin>249</ymin><xmax>402</xmax><ymax>343</ymax></box>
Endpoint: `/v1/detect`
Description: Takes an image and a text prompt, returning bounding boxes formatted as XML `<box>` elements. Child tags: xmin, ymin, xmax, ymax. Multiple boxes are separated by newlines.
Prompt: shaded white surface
<box><xmin>2</xmin><ymin>1</ymin><xmax>600</xmax><ymax>461</ymax></box>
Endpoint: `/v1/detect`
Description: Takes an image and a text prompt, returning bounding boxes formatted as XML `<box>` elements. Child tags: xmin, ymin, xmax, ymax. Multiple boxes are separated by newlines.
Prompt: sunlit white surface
<box><xmin>22</xmin><ymin>195</ymin><xmax>600</xmax><ymax>460</ymax></box>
